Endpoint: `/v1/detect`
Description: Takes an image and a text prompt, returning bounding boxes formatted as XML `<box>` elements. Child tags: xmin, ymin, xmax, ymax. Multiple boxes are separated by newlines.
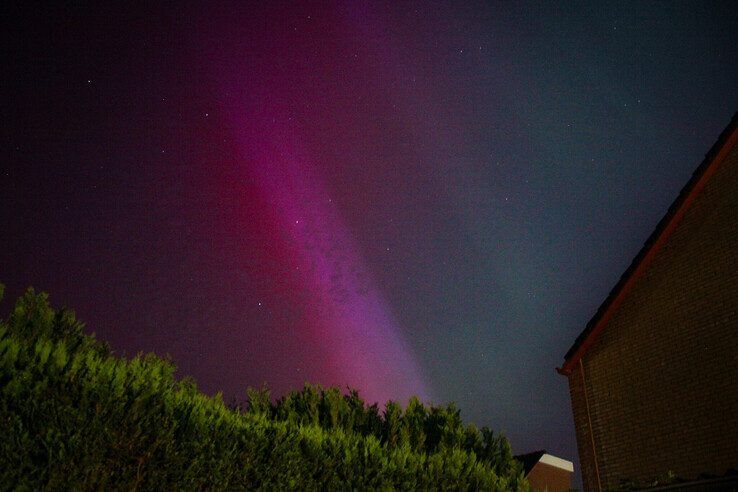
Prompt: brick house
<box><xmin>558</xmin><ymin>113</ymin><xmax>738</xmax><ymax>491</ymax></box>
<box><xmin>515</xmin><ymin>450</ymin><xmax>574</xmax><ymax>492</ymax></box>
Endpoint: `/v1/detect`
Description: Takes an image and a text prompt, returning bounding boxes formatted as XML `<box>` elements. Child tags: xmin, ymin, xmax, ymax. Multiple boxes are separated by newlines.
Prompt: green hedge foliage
<box><xmin>0</xmin><ymin>286</ymin><xmax>529</xmax><ymax>490</ymax></box>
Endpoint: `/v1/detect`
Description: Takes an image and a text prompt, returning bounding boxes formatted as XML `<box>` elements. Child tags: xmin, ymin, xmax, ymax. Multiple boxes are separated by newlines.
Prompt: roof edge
<box><xmin>539</xmin><ymin>453</ymin><xmax>574</xmax><ymax>472</ymax></box>
<box><xmin>558</xmin><ymin>112</ymin><xmax>738</xmax><ymax>376</ymax></box>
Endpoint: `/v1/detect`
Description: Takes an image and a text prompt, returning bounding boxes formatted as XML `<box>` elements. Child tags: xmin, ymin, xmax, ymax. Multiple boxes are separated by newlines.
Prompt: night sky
<box><xmin>3</xmin><ymin>1</ymin><xmax>737</xmax><ymax>479</ymax></box>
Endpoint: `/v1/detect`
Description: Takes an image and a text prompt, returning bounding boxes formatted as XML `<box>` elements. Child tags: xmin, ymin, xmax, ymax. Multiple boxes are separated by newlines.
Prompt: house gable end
<box><xmin>558</xmin><ymin>113</ymin><xmax>738</xmax><ymax>375</ymax></box>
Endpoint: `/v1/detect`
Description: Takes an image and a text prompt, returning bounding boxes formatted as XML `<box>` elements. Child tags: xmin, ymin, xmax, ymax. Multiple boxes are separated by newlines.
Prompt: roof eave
<box><xmin>558</xmin><ymin>112</ymin><xmax>738</xmax><ymax>376</ymax></box>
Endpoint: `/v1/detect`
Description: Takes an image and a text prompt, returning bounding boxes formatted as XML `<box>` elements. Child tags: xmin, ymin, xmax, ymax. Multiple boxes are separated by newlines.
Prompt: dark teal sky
<box><xmin>3</xmin><ymin>1</ymin><xmax>737</xmax><ymax>482</ymax></box>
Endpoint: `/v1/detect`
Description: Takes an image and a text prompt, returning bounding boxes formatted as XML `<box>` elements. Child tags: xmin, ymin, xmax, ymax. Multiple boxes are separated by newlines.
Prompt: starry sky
<box><xmin>3</xmin><ymin>1</ymin><xmax>737</xmax><ymax>480</ymax></box>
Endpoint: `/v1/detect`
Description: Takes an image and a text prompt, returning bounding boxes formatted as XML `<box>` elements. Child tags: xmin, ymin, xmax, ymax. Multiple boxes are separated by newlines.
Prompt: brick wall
<box><xmin>567</xmin><ymin>141</ymin><xmax>738</xmax><ymax>490</ymax></box>
<box><xmin>568</xmin><ymin>361</ymin><xmax>600</xmax><ymax>491</ymax></box>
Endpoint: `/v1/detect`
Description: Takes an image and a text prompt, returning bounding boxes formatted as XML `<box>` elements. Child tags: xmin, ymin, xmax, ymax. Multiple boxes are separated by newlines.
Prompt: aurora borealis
<box><xmin>3</xmin><ymin>1</ymin><xmax>737</xmax><ymax>481</ymax></box>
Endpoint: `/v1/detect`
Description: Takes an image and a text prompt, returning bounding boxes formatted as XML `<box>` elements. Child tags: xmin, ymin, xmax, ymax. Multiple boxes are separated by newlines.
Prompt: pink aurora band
<box><xmin>219</xmin><ymin>91</ymin><xmax>430</xmax><ymax>405</ymax></box>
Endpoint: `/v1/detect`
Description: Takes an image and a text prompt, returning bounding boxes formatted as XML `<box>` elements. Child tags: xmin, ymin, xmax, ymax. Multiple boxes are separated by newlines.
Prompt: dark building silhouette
<box><xmin>558</xmin><ymin>114</ymin><xmax>738</xmax><ymax>491</ymax></box>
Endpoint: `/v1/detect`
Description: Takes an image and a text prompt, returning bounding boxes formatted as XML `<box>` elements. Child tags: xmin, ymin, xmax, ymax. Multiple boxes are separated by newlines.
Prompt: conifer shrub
<box><xmin>0</xmin><ymin>286</ymin><xmax>529</xmax><ymax>490</ymax></box>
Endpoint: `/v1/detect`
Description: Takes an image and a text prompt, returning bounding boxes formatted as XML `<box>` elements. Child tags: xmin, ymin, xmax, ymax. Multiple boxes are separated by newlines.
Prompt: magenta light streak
<box><xmin>222</xmin><ymin>97</ymin><xmax>430</xmax><ymax>405</ymax></box>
